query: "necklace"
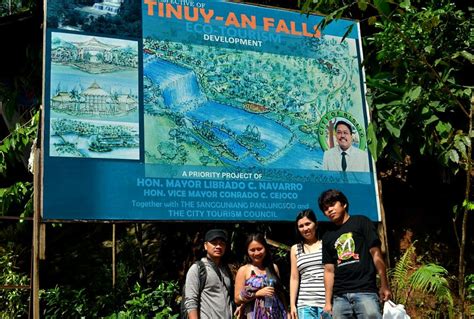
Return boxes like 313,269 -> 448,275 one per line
250,264 -> 266,275
303,240 -> 321,253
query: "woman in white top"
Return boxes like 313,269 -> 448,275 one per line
289,209 -> 326,319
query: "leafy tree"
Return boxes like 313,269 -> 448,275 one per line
300,0 -> 472,315
0,0 -> 37,17
0,83 -> 39,220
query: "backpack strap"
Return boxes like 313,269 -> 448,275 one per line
205,258 -> 235,310
221,263 -> 234,302
196,260 -> 207,294
181,260 -> 207,319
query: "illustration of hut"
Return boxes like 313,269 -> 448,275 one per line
116,94 -> 137,113
82,81 -> 112,114
51,92 -> 75,111
74,37 -> 119,63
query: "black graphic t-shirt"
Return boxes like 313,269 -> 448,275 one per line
322,215 -> 380,295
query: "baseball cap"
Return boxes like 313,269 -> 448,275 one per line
204,229 -> 228,242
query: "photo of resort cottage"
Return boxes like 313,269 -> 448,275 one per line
143,37 -> 366,171
49,32 -> 139,159
46,0 -> 140,38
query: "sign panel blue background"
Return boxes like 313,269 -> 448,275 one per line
43,0 -> 380,221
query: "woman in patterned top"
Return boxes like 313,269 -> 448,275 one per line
235,233 -> 288,318
289,209 -> 326,319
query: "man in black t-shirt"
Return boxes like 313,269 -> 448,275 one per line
318,189 -> 391,318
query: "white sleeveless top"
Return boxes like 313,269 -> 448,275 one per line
296,243 -> 325,308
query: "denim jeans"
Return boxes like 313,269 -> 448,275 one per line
333,292 -> 382,319
297,306 -> 323,319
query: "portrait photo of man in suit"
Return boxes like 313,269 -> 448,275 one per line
322,121 -> 369,172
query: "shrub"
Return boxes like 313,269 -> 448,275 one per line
0,250 -> 30,318
105,281 -> 180,318
40,286 -> 96,318
389,242 -> 454,317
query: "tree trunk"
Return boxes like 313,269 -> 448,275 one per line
458,94 -> 473,318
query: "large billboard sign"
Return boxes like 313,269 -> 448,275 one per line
42,0 -> 380,221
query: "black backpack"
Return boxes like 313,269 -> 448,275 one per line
180,260 -> 207,319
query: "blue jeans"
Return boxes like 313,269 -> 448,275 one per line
298,306 -> 323,319
333,292 -> 381,319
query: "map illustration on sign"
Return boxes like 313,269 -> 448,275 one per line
143,37 -> 364,171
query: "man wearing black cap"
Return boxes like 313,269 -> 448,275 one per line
183,229 -> 234,319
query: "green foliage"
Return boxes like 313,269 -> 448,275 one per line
389,243 -> 454,316
40,286 -> 96,318
0,111 -> 38,217
0,181 -> 33,217
0,0 -> 36,17
129,281 -> 179,317
366,1 -> 472,167
104,281 -> 180,318
0,250 -> 30,318
409,263 -> 453,307
389,243 -> 416,303
0,112 -> 38,177
462,200 -> 474,212
467,274 -> 474,315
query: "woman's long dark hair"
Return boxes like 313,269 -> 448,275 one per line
244,233 -> 279,280
295,209 -> 318,246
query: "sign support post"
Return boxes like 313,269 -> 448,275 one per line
32,120 -> 42,319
